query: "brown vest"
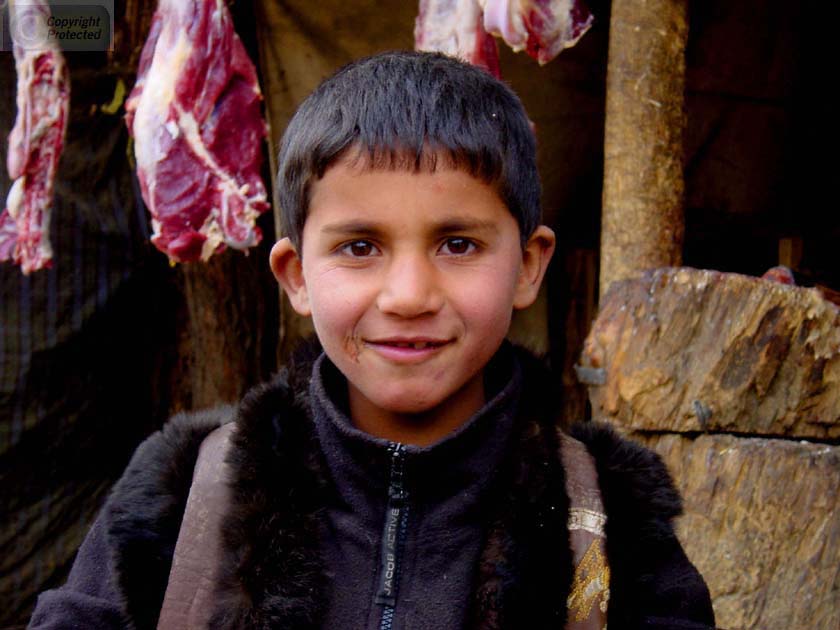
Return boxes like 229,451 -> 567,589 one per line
157,425 -> 609,630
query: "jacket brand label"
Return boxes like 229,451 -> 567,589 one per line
376,504 -> 404,605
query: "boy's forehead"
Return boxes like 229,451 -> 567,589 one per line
304,159 -> 519,239
314,150 -> 497,202
313,146 -> 506,208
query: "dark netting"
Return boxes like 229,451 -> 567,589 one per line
0,52 -> 183,625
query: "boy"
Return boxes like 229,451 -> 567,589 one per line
30,51 -> 714,629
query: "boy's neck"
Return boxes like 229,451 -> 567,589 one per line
348,375 -> 486,447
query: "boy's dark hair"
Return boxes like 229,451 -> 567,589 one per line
276,50 -> 540,249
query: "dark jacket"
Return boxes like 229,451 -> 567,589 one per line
29,346 -> 715,629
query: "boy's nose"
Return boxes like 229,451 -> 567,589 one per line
376,253 -> 444,317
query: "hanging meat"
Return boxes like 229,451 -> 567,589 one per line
415,0 -> 592,69
415,0 -> 501,77
479,0 -> 593,64
0,0 -> 70,274
125,0 -> 269,263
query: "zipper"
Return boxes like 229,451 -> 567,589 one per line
375,442 -> 410,630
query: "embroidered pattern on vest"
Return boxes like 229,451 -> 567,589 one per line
561,433 -> 610,630
566,538 -> 610,626
568,507 -> 606,537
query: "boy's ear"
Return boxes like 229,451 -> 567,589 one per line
513,225 -> 556,310
269,237 -> 311,316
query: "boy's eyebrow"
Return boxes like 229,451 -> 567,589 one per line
431,218 -> 500,235
319,221 -> 385,236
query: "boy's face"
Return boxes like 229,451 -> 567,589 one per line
271,154 -> 554,444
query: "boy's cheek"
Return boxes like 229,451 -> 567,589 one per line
457,266 -> 520,308
307,281 -> 369,336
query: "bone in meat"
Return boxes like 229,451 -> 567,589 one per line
125,0 -> 269,263
0,0 -> 70,274
480,0 -> 593,64
415,0 -> 501,78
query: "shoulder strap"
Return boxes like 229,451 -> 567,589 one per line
157,422 -> 236,630
559,432 -> 610,630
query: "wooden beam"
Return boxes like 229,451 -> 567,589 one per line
600,0 -> 688,299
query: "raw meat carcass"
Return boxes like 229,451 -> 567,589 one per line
761,265 -> 796,285
479,0 -> 593,64
415,0 -> 501,78
1,0 -> 70,274
125,0 -> 269,263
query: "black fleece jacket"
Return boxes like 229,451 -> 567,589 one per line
309,347 -> 522,629
29,344 -> 715,629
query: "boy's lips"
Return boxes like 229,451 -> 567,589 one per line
364,337 -> 452,362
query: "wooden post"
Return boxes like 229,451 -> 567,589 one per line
176,249 -> 276,411
253,0 -> 328,361
600,0 -> 688,299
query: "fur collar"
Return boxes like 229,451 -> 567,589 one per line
106,406 -> 235,629
105,345 -> 699,629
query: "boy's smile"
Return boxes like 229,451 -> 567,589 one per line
271,153 -> 554,445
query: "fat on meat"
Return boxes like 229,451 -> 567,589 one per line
479,0 -> 593,64
125,0 -> 269,263
415,0 -> 501,77
0,0 -> 70,274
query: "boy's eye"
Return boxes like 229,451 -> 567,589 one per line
341,240 -> 378,257
440,237 -> 476,255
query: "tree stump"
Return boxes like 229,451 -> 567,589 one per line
644,433 -> 839,630
580,267 -> 840,439
579,266 -> 840,628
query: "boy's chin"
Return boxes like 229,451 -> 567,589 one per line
360,391 -> 448,418
347,374 -> 487,435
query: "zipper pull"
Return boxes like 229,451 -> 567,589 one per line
387,442 -> 407,502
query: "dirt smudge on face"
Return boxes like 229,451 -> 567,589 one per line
343,333 -> 363,363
